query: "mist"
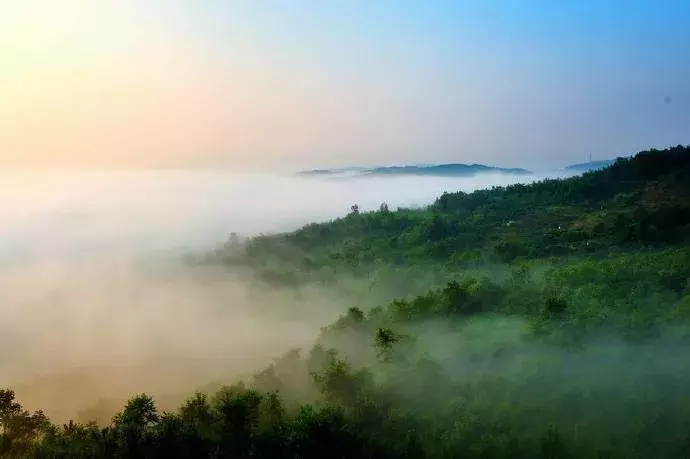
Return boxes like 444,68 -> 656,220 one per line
1,169 -> 566,258
0,168 -> 553,422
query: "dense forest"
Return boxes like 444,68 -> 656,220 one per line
4,146 -> 690,458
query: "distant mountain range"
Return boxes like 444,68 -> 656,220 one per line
564,159 -> 616,172
298,159 -> 619,178
297,163 -> 532,178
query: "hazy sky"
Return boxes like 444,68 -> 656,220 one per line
1,1 -> 688,170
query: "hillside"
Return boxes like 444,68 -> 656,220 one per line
4,145 -> 690,458
233,146 -> 690,274
213,145 -> 690,333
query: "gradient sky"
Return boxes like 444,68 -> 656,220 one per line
1,1 -> 689,170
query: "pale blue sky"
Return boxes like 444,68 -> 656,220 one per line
3,1 -> 689,169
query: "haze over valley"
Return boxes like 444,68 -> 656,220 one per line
1,166 -> 561,422
2,1 -> 690,457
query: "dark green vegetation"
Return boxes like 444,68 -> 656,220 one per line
246,145 -> 690,269
4,146 -> 690,458
221,145 -> 690,304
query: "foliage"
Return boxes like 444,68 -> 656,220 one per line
6,146 -> 690,458
220,146 -> 690,275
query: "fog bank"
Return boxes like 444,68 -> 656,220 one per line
0,169 -> 554,421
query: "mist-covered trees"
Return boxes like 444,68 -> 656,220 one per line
9,282 -> 690,459
228,146 -> 690,272
6,146 -> 690,457
0,390 -> 49,457
6,250 -> 690,457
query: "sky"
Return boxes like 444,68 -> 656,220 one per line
1,0 -> 689,170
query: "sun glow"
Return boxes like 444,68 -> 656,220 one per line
0,1 -> 279,169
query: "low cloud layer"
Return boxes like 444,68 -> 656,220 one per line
0,169 -> 551,421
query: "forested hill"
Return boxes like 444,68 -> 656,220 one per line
232,145 -> 690,269
5,146 -> 690,458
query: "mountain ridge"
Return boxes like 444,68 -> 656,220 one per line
297,163 -> 532,178
564,159 -> 616,172
297,158 -> 627,178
